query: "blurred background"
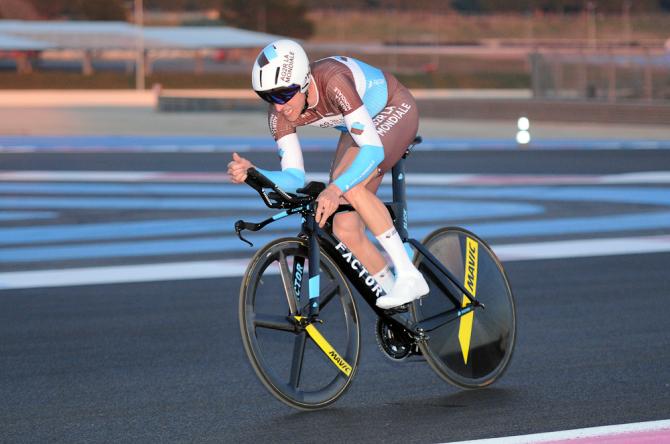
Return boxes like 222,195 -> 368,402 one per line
0,0 -> 668,99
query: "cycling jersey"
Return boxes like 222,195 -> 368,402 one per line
258,56 -> 418,194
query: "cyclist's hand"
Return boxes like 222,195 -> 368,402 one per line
316,184 -> 342,227
227,152 -> 254,184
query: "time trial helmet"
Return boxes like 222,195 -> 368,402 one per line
251,39 -> 310,104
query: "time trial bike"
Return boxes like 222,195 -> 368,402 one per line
236,137 -> 516,410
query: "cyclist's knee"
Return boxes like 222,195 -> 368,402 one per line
333,214 -> 366,245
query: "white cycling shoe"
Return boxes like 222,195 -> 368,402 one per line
375,271 -> 429,309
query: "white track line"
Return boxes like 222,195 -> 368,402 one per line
0,259 -> 255,290
493,234 -> 670,261
445,419 -> 670,444
2,235 -> 670,290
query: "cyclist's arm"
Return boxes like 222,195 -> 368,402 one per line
327,77 -> 384,193
256,111 -> 306,192
256,133 -> 305,192
333,106 -> 384,193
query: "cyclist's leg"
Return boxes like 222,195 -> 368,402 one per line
332,150 -> 427,308
331,151 -> 420,307
331,81 -> 422,307
329,88 -> 417,240
368,81 -> 426,307
330,134 -> 395,292
332,211 -> 395,293
331,144 -> 389,236
330,133 -> 388,277
333,213 -> 385,268
331,151 -> 395,295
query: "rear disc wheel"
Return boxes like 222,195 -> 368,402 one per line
411,227 -> 516,388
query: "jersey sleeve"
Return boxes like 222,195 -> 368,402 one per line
257,109 -> 305,193
326,75 -> 385,193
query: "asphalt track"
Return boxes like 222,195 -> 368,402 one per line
1,147 -> 670,443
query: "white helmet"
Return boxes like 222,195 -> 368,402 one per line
252,39 -> 310,102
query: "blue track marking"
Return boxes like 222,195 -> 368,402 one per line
0,136 -> 331,151
0,201 -> 542,245
3,172 -> 670,264
405,186 -> 670,207
3,211 -> 670,263
0,196 -> 270,210
0,217 -> 292,245
464,210 -> 670,239
3,183 -> 670,207
0,211 -> 57,221
1,237 -> 249,262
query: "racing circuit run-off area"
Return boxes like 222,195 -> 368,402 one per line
1,4 -> 670,439
1,134 -> 670,442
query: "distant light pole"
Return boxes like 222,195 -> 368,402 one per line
622,0 -> 632,47
135,0 -> 145,90
431,3 -> 439,70
258,3 -> 267,33
587,1 -> 597,49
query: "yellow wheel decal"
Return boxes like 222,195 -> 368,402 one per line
458,237 -> 478,364
295,316 -> 352,377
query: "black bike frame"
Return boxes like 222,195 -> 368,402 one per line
297,156 -> 482,335
238,151 -> 482,335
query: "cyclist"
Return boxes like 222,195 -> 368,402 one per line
227,39 -> 428,309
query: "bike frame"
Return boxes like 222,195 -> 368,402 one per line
242,155 -> 483,337
235,150 -> 484,339
310,156 -> 482,336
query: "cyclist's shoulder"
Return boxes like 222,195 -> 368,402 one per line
313,55 -> 376,70
312,57 -> 350,82
312,57 -> 358,96
316,55 -> 385,77
314,56 -> 388,95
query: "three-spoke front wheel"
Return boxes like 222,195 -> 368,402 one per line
238,237 -> 360,410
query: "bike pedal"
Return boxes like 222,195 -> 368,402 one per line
383,304 -> 409,314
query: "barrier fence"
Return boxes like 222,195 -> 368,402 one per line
530,50 -> 670,102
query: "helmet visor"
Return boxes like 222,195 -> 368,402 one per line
255,84 -> 302,105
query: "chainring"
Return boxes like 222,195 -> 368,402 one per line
374,317 -> 420,361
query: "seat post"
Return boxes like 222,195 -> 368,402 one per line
390,156 -> 409,242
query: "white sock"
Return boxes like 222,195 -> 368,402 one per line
372,265 -> 395,294
375,227 -> 417,277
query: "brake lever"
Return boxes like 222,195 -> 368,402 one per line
235,220 -> 254,247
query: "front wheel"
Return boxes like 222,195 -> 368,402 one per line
238,237 -> 360,410
411,227 -> 516,389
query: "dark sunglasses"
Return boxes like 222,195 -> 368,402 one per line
255,84 -> 302,105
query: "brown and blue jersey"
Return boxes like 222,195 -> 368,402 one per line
258,56 -> 417,193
